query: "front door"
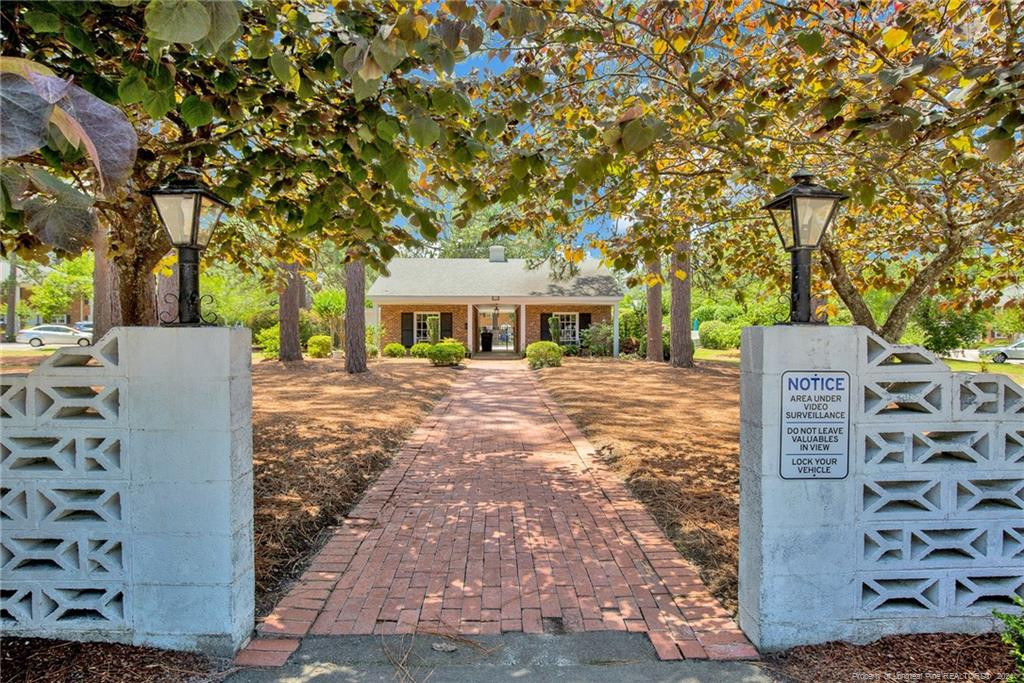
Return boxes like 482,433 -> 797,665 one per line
477,308 -> 516,353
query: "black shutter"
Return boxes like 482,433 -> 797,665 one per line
440,312 -> 453,339
540,313 -> 551,341
579,313 -> 592,332
401,312 -> 414,347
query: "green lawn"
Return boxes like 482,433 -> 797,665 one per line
694,348 -> 741,364
944,358 -> 1024,379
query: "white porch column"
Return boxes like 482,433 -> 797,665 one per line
612,304 -> 620,357
519,304 -> 527,354
467,303 -> 474,353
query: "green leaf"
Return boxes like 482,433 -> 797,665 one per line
142,88 -> 174,119
24,10 -> 61,33
201,0 -> 239,51
409,116 -> 440,147
381,153 -> 410,192
453,92 -> 473,117
180,95 -> 214,127
144,0 -> 211,44
795,30 -> 823,56
248,32 -> 271,59
376,118 -> 400,142
485,115 -> 506,137
63,25 -> 95,55
351,73 -> 380,102
117,71 -> 149,105
269,50 -> 293,86
370,35 -> 406,74
621,117 -> 656,153
987,137 -> 1014,163
214,69 -> 239,93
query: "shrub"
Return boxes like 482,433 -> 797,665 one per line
993,596 -> 1024,683
248,309 -> 278,336
299,309 -> 329,347
581,321 -> 614,356
699,320 -> 742,349
366,343 -> 379,358
914,297 -> 986,355
256,324 -> 280,359
547,316 -> 561,344
409,342 -> 433,358
526,341 -> 562,369
427,341 -> 465,366
426,316 -> 440,344
383,342 -> 407,358
694,302 -> 743,324
307,335 -> 333,358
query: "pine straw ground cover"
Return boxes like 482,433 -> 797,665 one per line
0,355 -> 456,682
537,357 -> 1015,681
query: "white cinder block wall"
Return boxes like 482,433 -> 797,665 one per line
0,328 -> 254,656
739,325 -> 1024,651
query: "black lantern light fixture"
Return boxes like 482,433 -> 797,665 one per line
763,170 -> 849,324
143,167 -> 231,325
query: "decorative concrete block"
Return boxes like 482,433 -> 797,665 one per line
0,327 -> 254,656
739,326 -> 1024,651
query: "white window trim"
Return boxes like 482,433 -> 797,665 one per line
552,312 -> 579,344
414,311 -> 440,343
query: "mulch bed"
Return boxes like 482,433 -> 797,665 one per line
537,357 -> 1017,680
0,639 -> 226,683
765,632 -> 1014,682
0,356 -> 455,681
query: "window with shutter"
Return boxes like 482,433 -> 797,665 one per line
440,312 -> 453,339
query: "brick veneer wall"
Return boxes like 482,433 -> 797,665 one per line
524,304 -> 612,347
378,304 -> 468,347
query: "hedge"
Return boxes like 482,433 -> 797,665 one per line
383,342 -> 407,358
306,335 -> 333,358
699,320 -> 742,349
427,341 -> 465,366
526,341 -> 562,369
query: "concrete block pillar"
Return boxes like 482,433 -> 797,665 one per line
738,325 -> 860,650
0,327 -> 254,656
123,328 -> 254,655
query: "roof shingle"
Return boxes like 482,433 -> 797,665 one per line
368,258 -> 621,299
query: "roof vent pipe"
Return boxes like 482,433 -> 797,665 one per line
489,245 -> 506,262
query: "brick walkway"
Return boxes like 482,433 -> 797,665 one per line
235,361 -> 756,667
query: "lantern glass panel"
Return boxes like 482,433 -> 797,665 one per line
153,193 -> 197,246
196,195 -> 227,248
769,206 -> 794,249
795,196 -> 837,247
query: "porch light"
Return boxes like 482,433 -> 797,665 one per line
143,167 -> 231,325
763,170 -> 848,324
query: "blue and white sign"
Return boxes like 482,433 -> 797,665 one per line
780,371 -> 850,479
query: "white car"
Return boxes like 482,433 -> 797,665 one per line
16,325 -> 92,347
980,339 -> 1024,364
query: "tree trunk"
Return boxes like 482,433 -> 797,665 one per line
345,256 -> 367,374
645,258 -> 664,362
156,263 -> 178,324
670,239 -> 694,368
91,225 -> 121,340
4,254 -> 17,342
278,262 -> 303,361
115,266 -> 157,327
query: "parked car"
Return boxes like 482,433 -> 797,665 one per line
980,340 -> 1024,363
73,321 -> 94,334
15,325 -> 92,347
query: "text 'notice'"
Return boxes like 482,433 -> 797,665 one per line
780,371 -> 850,480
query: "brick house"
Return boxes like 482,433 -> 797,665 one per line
367,247 -> 623,356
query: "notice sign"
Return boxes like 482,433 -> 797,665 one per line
780,371 -> 850,479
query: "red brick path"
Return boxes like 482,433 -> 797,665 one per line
236,361 -> 756,666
